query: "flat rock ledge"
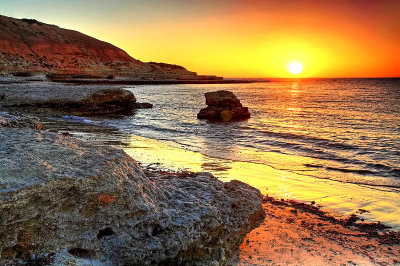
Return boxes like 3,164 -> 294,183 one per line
0,83 -> 152,116
197,90 -> 250,121
0,119 -> 265,265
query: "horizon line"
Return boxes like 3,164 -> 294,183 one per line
226,76 -> 400,80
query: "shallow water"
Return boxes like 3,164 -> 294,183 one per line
49,78 -> 400,228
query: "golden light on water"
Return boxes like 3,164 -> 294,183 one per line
287,61 -> 304,75
122,134 -> 400,229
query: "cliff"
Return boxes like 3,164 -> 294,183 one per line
0,15 -> 201,80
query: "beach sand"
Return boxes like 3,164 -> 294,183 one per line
229,197 -> 400,265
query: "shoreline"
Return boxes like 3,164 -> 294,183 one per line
33,115 -> 400,231
230,196 -> 400,265
119,133 -> 400,230
141,167 -> 400,265
1,116 -> 399,265
142,163 -> 400,236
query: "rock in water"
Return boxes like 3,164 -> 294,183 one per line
205,90 -> 242,107
197,90 -> 250,121
0,85 -> 152,116
0,125 -> 264,265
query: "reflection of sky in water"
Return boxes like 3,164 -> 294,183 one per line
122,134 -> 400,229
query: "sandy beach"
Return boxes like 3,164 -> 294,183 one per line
230,197 -> 400,265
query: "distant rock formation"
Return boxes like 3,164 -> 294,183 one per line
0,15 -> 220,81
0,115 -> 265,265
197,90 -> 251,121
0,83 -> 152,116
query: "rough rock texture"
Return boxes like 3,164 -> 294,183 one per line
0,82 -> 152,115
197,90 -> 250,121
0,127 -> 265,265
0,111 -> 42,129
204,90 -> 242,107
0,15 -> 217,81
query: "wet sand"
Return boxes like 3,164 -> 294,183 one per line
229,197 -> 400,265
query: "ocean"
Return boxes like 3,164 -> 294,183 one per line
55,78 -> 400,228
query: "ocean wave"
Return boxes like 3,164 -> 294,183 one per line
62,115 -> 100,125
256,129 -> 357,151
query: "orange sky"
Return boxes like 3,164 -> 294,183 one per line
3,0 -> 400,78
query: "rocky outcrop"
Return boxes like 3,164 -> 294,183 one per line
0,111 -> 42,129
0,15 -> 221,81
0,83 -> 152,116
197,90 -> 251,121
0,121 -> 265,265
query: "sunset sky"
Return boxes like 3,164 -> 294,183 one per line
2,0 -> 400,78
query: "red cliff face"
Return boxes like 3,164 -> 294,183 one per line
0,15 -> 197,79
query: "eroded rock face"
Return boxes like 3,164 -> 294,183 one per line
0,128 -> 265,265
0,15 -> 201,81
0,84 -> 152,116
197,90 -> 250,121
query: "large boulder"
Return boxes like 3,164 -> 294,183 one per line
0,83 -> 152,116
205,90 -> 242,107
0,128 -> 265,265
197,90 -> 250,121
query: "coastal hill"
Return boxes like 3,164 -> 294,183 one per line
0,15 -> 219,81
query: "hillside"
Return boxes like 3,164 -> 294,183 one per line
0,15 -> 204,80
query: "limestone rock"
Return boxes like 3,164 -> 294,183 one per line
0,128 -> 265,265
197,90 -> 251,121
0,83 -> 152,116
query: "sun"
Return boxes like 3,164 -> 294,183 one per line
287,61 -> 303,75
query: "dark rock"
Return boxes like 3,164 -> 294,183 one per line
205,90 -> 242,107
197,90 -> 251,121
197,106 -> 251,121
